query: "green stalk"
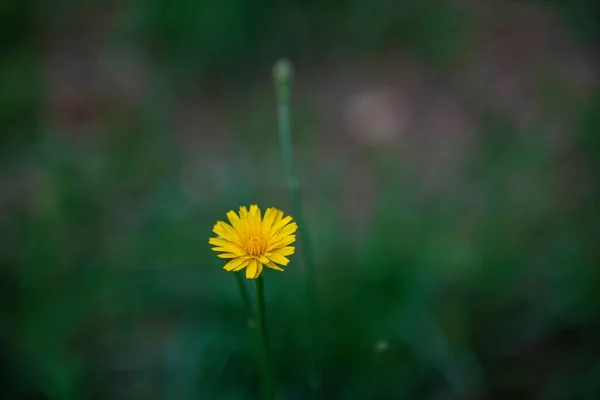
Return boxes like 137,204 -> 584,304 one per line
255,276 -> 275,400
273,59 -> 321,394
234,273 -> 253,324
366,340 -> 389,399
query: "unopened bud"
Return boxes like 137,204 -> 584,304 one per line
273,58 -> 294,86
374,339 -> 389,353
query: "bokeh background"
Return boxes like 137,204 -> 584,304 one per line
2,0 -> 600,398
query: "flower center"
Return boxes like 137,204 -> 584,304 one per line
245,236 -> 264,257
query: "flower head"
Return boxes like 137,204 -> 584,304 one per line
209,205 -> 297,279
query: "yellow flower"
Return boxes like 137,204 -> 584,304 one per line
209,205 -> 297,279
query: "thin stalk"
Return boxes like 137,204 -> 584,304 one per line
366,340 -> 389,399
255,276 -> 275,400
234,273 -> 253,322
273,59 -> 321,394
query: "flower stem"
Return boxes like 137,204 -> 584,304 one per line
273,59 -> 321,395
255,276 -> 275,400
234,273 -> 253,322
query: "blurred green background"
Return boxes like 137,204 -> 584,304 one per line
1,0 -> 600,398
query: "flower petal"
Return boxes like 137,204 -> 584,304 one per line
233,259 -> 251,271
223,257 -> 246,271
268,210 -> 284,235
249,204 -> 262,232
267,252 -> 290,266
272,246 -> 295,257
217,253 -> 239,259
268,235 -> 296,251
258,255 -> 270,264
212,221 -> 239,243
209,238 -> 244,255
226,210 -> 243,232
272,215 -> 293,235
265,261 -> 284,271
208,237 -> 230,246
246,259 -> 262,279
272,222 -> 298,242
262,207 -> 278,232
249,204 -> 261,220
211,247 -> 237,253
277,222 -> 298,236
255,262 -> 263,278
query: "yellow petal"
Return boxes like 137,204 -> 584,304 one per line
209,238 -> 244,254
262,207 -> 277,232
258,255 -> 270,264
268,210 -> 284,234
249,204 -> 261,220
280,222 -> 298,236
239,206 -> 249,220
272,246 -> 295,256
272,222 -> 298,242
208,237 -> 229,246
265,261 -> 284,271
211,247 -> 239,254
272,215 -> 293,234
217,253 -> 239,259
255,262 -> 263,278
233,259 -> 251,271
212,221 -> 239,243
246,259 -> 262,279
213,244 -> 244,255
223,257 -> 245,271
226,210 -> 243,231
249,204 -> 262,232
268,235 -> 296,251
267,252 -> 290,266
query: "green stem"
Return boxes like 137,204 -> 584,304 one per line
273,59 -> 321,394
234,273 -> 253,322
255,276 -> 275,400
366,342 -> 388,399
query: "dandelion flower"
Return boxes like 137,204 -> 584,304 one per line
209,205 -> 297,279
